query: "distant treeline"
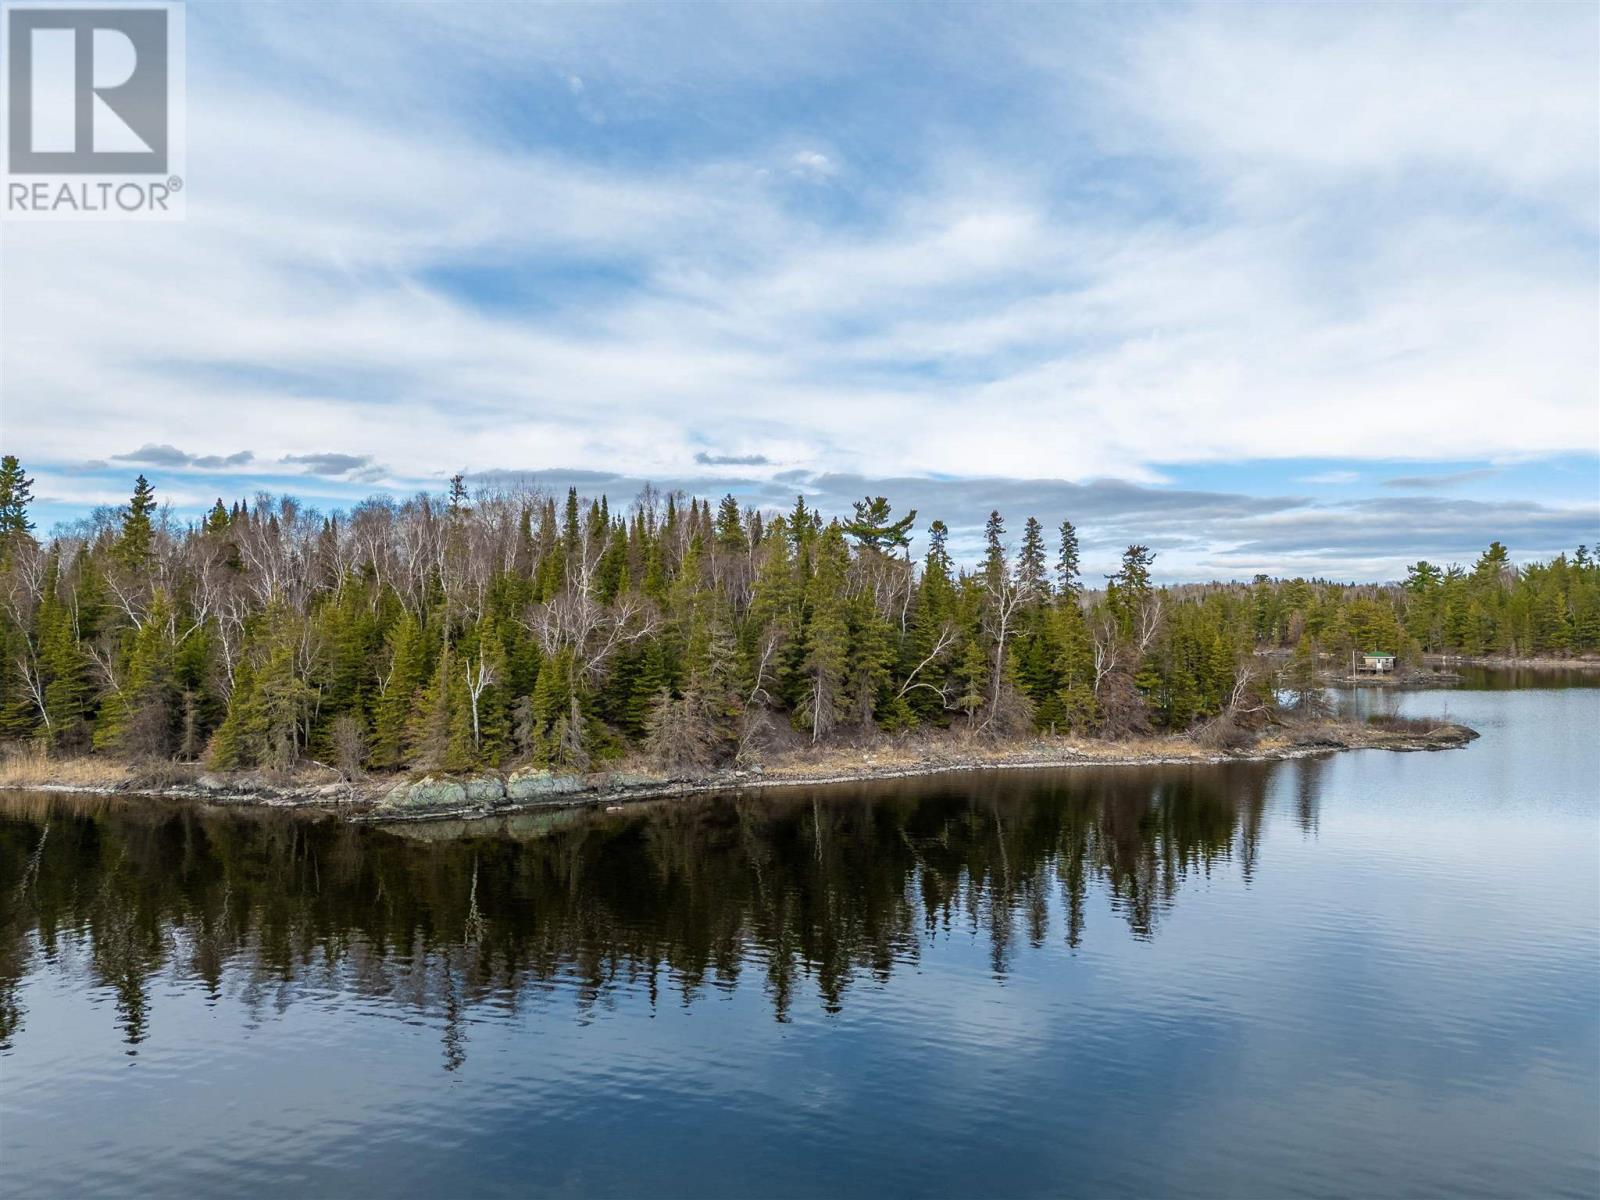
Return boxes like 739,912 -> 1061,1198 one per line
0,456 -> 1594,774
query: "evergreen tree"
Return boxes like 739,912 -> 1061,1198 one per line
0,455 -> 35,550
844,587 -> 895,727
1056,519 -> 1081,595
38,582 -> 92,746
797,525 -> 850,742
120,475 -> 158,567
1017,516 -> 1048,596
983,511 -> 1007,588
0,478 -> 1588,775
95,591 -> 179,757
203,498 -> 230,534
408,640 -> 456,769
370,612 -> 428,769
1048,600 -> 1097,731
844,496 -> 916,554
714,494 -> 747,556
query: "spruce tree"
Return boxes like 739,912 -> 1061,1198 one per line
203,498 -> 230,534
983,511 -> 1007,589
370,612 -> 428,769
1048,600 -> 1097,731
120,475 -> 158,567
844,588 -> 894,727
714,494 -> 747,555
1056,520 -> 1080,596
0,455 -> 36,550
38,583 -> 91,745
797,524 -> 850,742
95,590 -> 178,757
1017,516 -> 1048,596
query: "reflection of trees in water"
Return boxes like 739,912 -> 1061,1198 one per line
0,764 -> 1287,1056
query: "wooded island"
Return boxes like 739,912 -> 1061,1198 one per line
0,456 -> 1592,784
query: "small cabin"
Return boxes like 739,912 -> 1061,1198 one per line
1358,651 -> 1396,674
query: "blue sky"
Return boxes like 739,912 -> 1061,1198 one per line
2,1 -> 1596,580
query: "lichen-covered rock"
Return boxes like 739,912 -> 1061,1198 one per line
380,775 -> 467,812
506,768 -> 585,803
603,771 -> 658,790
463,776 -> 506,806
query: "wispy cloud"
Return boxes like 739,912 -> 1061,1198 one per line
789,149 -> 837,180
2,2 -> 1594,575
1383,468 -> 1503,490
280,452 -> 384,480
694,451 -> 771,467
112,444 -> 255,470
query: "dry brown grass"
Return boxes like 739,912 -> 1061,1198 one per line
0,742 -> 131,789
1364,713 -> 1442,734
745,729 -> 1230,781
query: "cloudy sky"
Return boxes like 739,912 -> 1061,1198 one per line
2,1 -> 1596,580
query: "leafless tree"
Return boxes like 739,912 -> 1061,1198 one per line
463,649 -> 496,750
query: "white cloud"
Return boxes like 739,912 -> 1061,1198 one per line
1106,2 -> 1597,219
0,2 -> 1594,528
790,149 -> 837,179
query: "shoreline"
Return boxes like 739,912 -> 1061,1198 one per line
0,718 -> 1479,826
1422,653 -> 1600,670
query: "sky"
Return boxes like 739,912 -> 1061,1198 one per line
1,0 -> 1597,582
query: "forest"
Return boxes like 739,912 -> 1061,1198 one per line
0,454 -> 1595,777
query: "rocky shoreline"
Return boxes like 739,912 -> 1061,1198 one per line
1423,653 -> 1600,670
0,718 -> 1479,826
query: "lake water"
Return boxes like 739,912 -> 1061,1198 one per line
3,676 -> 1597,1198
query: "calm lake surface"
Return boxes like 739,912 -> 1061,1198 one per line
3,676 -> 1597,1198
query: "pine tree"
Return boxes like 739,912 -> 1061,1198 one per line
38,583 -> 91,746
120,475 -> 158,567
1048,600 -> 1097,731
955,638 -> 988,727
714,494 -> 747,556
253,642 -> 314,770
1017,516 -> 1048,596
844,496 -> 916,554
1056,519 -> 1080,596
1108,544 -> 1155,639
95,591 -> 179,757
787,494 -> 820,549
203,498 -> 230,534
0,455 -> 36,551
207,658 -> 259,770
370,612 -> 428,769
844,588 -> 894,727
797,525 -> 850,742
408,640 -> 456,769
899,521 -> 958,725
646,599 -> 742,770
983,511 -> 1007,589
562,487 -> 581,559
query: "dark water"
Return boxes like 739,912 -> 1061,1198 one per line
3,681 -> 1597,1198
